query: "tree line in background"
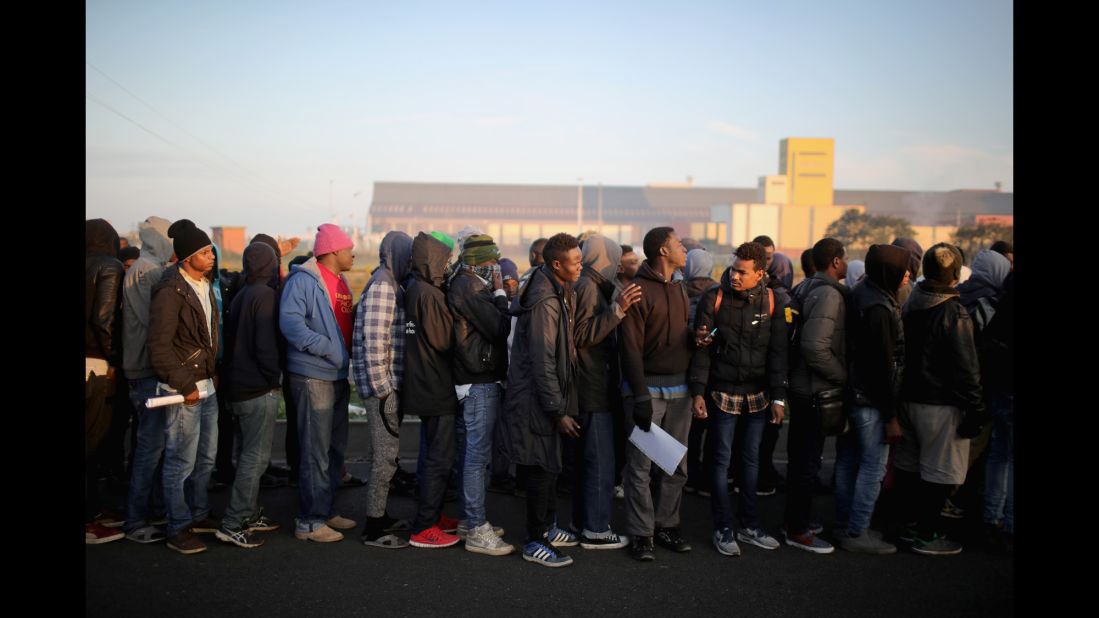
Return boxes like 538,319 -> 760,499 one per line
826,208 -> 1012,264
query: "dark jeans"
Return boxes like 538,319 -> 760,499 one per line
520,464 -> 558,541
215,386 -> 236,482
759,421 -> 783,479
413,415 -> 457,533
707,404 -> 767,531
783,393 -> 825,535
289,374 -> 349,531
570,411 -> 616,533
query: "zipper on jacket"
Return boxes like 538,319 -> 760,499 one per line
180,349 -> 201,366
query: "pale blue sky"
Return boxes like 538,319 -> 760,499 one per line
86,0 -> 1013,237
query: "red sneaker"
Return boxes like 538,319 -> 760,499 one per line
410,525 -> 460,549
85,522 -> 125,545
437,514 -> 459,533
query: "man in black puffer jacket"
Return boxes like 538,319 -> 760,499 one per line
895,242 -> 984,557
835,243 -> 910,555
689,241 -> 788,557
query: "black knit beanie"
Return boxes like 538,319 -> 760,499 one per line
168,219 -> 211,261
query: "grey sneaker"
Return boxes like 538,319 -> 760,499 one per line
713,528 -> 741,557
464,522 -> 514,556
840,530 -> 897,554
736,527 -> 780,550
456,521 -> 505,538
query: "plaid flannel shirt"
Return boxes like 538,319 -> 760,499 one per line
351,277 -> 404,399
710,390 -> 769,415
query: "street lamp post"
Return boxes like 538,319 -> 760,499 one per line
577,178 -> 584,235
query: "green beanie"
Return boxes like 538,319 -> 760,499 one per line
429,231 -> 455,252
460,234 -> 502,265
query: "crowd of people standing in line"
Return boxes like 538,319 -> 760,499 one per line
86,215 -> 1014,565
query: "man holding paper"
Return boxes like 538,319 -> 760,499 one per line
147,219 -> 220,555
619,227 -> 697,561
689,242 -> 788,557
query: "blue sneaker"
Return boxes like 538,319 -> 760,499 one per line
522,540 -> 574,567
545,526 -> 579,547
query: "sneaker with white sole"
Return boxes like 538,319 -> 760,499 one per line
215,525 -> 265,549
410,525 -> 461,548
580,529 -> 629,550
457,521 -> 505,538
736,527 -> 780,550
713,528 -> 741,556
784,530 -> 834,554
464,522 -> 515,556
85,522 -> 125,545
545,526 -> 579,547
941,499 -> 965,520
522,540 -> 573,567
245,508 -> 280,532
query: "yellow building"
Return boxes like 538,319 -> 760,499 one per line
779,138 -> 835,207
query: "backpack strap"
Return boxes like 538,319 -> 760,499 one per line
767,288 -> 774,318
714,287 -> 723,314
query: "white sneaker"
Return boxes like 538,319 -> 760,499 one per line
464,522 -> 514,556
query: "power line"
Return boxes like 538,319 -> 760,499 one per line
86,61 -> 323,210
86,90 -> 318,211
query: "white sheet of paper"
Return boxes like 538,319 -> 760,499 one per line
628,423 -> 688,476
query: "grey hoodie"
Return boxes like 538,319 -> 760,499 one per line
122,216 -> 174,378
575,235 -> 626,413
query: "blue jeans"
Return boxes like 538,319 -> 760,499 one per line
161,392 -> 219,537
705,403 -> 766,531
983,394 -> 1014,534
223,391 -> 279,529
455,383 -> 500,528
289,374 -> 350,531
571,411 -> 616,533
834,406 -> 889,535
123,377 -> 166,532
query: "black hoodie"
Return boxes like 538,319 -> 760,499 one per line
402,232 -> 458,417
848,244 -> 909,420
223,242 -> 282,402
620,260 -> 693,400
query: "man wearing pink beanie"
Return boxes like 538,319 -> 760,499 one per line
279,223 -> 358,542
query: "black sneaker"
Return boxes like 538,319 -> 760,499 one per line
756,483 -> 777,496
630,535 -> 655,561
215,525 -> 264,549
655,527 -> 692,552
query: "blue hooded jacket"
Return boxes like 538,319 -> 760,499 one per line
279,257 -> 351,380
